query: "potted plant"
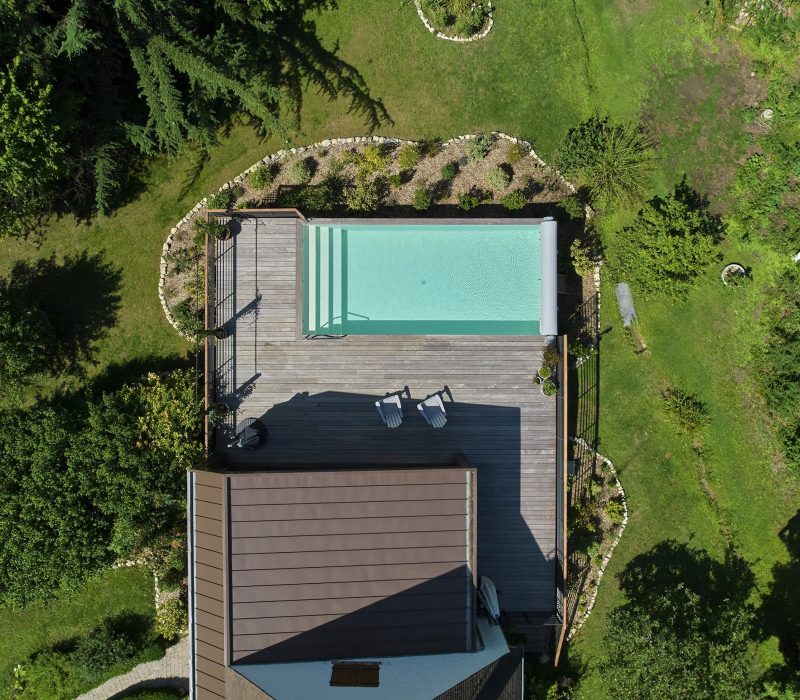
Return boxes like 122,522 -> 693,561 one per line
537,365 -> 552,383
211,326 -> 228,340
210,220 -> 232,241
542,379 -> 557,397
207,401 -> 230,427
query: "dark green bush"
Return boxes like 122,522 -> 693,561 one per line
289,159 -> 312,185
397,144 -> 420,171
500,190 -> 526,210
557,114 -> 653,205
207,188 -> 233,209
170,299 -> 203,338
458,192 -> 480,210
412,183 -> 432,211
247,165 -> 273,190
487,165 -> 511,189
661,386 -> 709,433
278,183 -> 337,212
162,249 -> 195,275
613,181 -> 724,297
466,134 -> 493,161
454,9 -> 482,36
387,173 -> 402,188
73,621 -> 137,672
558,193 -> 586,220
440,161 -> 459,181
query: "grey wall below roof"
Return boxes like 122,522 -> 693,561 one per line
227,467 -> 475,664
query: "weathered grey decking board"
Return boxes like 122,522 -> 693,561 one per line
211,215 -> 556,613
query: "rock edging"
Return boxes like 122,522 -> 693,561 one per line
566,436 -> 628,641
413,1 -> 494,42
159,132 -> 578,339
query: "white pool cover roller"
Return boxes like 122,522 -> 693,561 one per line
539,218 -> 558,336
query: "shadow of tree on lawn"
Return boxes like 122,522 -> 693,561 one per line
5,253 -> 121,377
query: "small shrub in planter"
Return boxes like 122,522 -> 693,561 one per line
155,597 -> 188,641
440,161 -> 459,181
500,190 -> 526,211
344,175 -> 381,212
571,238 -> 596,277
248,164 -> 273,190
387,173 -> 402,188
207,401 -> 230,427
171,300 -> 203,337
412,183 -> 432,211
488,165 -> 511,189
542,379 -> 557,396
454,9 -> 483,36
163,249 -> 195,275
542,343 -> 561,367
466,134 -> 493,162
538,365 -> 552,381
207,188 -> 234,209
397,144 -> 421,171
356,145 -> 389,176
606,498 -> 625,525
506,141 -> 527,165
289,159 -> 313,185
458,192 -> 480,211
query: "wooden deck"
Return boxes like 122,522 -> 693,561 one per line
208,214 -> 557,615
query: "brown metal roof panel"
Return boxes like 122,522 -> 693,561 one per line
196,593 -> 225,618
196,530 -> 224,554
197,670 -> 226,698
195,499 -> 224,521
231,498 -> 466,522
195,483 -> 223,505
195,577 -> 224,602
195,546 -> 224,570
195,515 -> 223,538
196,608 -> 224,634
195,686 -> 225,700
196,623 -> 225,650
230,513 -> 468,538
228,468 -> 468,490
196,639 -> 225,663
228,482 -> 467,506
193,469 -> 225,489
232,559 -> 465,587
195,562 -> 224,587
232,574 -> 467,604
231,545 -> 467,571
196,653 -> 226,682
231,529 -> 467,555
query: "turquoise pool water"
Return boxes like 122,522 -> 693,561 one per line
302,223 -> 542,335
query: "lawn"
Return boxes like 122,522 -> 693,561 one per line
0,567 -> 154,690
0,0 -> 795,695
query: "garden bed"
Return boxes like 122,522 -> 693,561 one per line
415,0 -> 493,41
160,133 -> 574,339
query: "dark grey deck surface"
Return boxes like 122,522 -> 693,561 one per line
210,214 -> 556,614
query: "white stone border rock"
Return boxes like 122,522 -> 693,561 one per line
159,132 -> 578,338
413,1 -> 494,41
566,436 -> 628,641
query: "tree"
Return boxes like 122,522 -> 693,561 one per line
602,542 -> 757,700
0,56 -> 63,240
0,276 -> 55,396
71,370 -> 202,556
614,181 -> 724,296
557,115 -> 653,206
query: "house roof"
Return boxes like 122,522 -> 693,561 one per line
189,462 -> 481,698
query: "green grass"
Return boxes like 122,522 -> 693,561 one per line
569,231 -> 799,697
0,0 -> 795,696
0,567 -> 155,691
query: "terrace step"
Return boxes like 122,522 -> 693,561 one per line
305,225 -> 346,335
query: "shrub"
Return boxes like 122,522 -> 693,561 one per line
193,218 -> 228,243
412,183 -> 433,211
387,173 -> 402,188
506,141 -> 527,165
440,161 -> 459,181
614,181 -> 724,297
542,343 -> 561,368
570,238 -> 596,277
155,597 -> 188,641
163,249 -> 195,275
356,145 -> 389,176
661,386 -> 709,433
247,164 -> 273,190
344,175 -> 381,212
500,190 -> 526,210
73,620 -> 136,672
487,165 -> 511,189
557,114 -> 653,205
558,193 -> 586,220
170,299 -> 203,338
542,379 -> 557,396
606,498 -> 625,525
570,499 -> 600,537
466,134 -> 493,161
454,9 -> 482,36
397,144 -> 421,171
206,188 -> 233,209
289,159 -> 312,185
458,192 -> 480,210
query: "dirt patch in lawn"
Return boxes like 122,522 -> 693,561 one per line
644,39 -> 767,204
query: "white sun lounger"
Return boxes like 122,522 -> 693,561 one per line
417,394 -> 447,428
375,394 -> 403,428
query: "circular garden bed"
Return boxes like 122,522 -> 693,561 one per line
160,133 -> 575,339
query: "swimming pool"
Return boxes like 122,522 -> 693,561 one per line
301,220 -> 557,336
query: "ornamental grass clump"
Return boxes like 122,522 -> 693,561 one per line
289,159 -> 312,185
661,386 -> 710,434
412,182 -> 432,211
466,134 -> 493,161
440,161 -> 459,181
500,190 -> 526,211
487,165 -> 511,189
397,144 -> 421,171
247,164 -> 273,190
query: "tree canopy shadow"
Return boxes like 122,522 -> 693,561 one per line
760,509 -> 800,675
5,253 -> 122,377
